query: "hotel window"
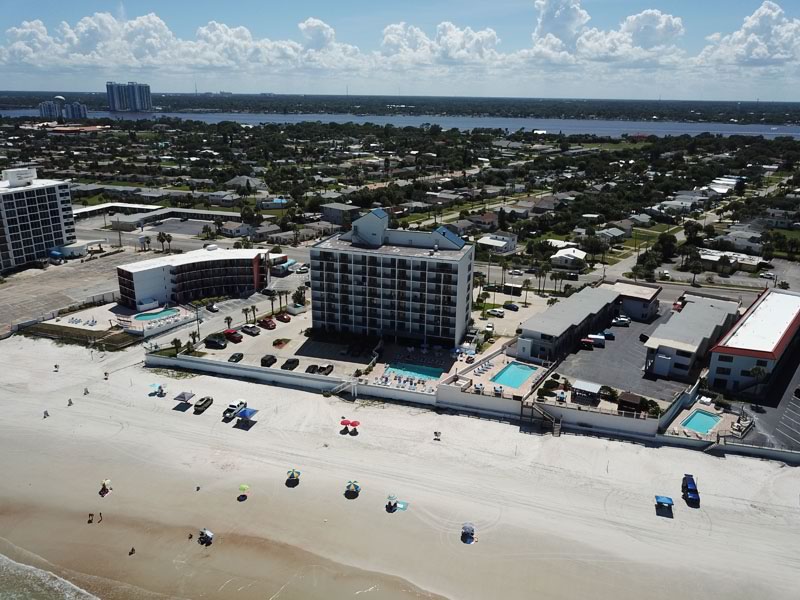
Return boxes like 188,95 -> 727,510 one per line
755,360 -> 768,367
718,355 -> 733,363
716,367 -> 731,375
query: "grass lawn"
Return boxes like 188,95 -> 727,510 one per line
75,193 -> 109,206
771,228 -> 800,240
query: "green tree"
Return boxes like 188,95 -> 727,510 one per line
522,278 -> 532,306
689,260 -> 703,286
242,307 -> 250,324
224,316 -> 233,329
171,337 -> 182,355
165,233 -> 172,252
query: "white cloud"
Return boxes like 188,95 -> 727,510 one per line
698,1 -> 800,66
533,0 -> 590,50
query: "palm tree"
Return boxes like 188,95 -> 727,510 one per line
165,233 -> 172,252
539,264 -> 551,294
689,260 -> 702,286
522,278 -> 531,307
157,231 -> 167,252
224,316 -> 233,329
171,337 -> 182,355
144,236 -> 151,251
214,217 -> 223,234
269,296 -> 276,315
242,307 -> 250,324
250,306 -> 257,322
189,331 -> 199,345
479,291 -> 490,318
201,225 -> 212,239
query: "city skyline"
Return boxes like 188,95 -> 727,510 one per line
0,1 -> 798,101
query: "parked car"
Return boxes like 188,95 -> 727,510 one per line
612,317 -> 630,327
276,313 -> 291,323
485,323 -> 495,333
281,358 -> 299,370
602,330 -> 615,340
206,303 -> 219,313
509,269 -> 524,276
204,335 -> 227,350
228,352 -> 244,363
487,308 -> 505,318
261,288 -> 278,297
223,329 -> 242,343
193,396 -> 214,414
760,272 -> 775,279
661,270 -> 671,280
580,338 -> 595,350
223,400 -> 247,420
241,325 -> 260,336
260,354 -> 277,367
305,364 -> 319,374
503,302 -> 520,312
319,364 -> 334,375
682,474 -> 700,506
296,266 -> 309,274
258,318 -> 276,330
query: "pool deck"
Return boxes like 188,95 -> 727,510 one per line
667,405 -> 737,441
452,356 -> 548,399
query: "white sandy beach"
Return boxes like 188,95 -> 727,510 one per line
1,335 -> 799,599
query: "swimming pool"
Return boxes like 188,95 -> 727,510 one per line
385,362 -> 444,381
134,308 -> 179,321
681,409 -> 722,434
490,362 -> 538,388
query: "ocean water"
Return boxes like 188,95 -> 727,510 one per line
0,553 -> 98,600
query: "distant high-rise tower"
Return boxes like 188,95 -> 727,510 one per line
106,81 -> 152,112
38,101 -> 60,119
38,99 -> 87,120
62,102 -> 88,119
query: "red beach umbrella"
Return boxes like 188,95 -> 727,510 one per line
340,419 -> 351,426
349,420 -> 361,428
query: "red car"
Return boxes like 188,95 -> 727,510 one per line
276,313 -> 291,323
258,318 -> 276,330
223,328 -> 243,343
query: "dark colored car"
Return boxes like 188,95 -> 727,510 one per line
228,352 -> 244,363
305,364 -> 319,374
281,358 -> 299,370
276,313 -> 291,323
258,318 -> 276,330
503,303 -> 520,312
319,364 -> 334,376
260,354 -> 277,367
261,288 -> 277,297
241,325 -> 260,336
204,335 -> 227,350
682,474 -> 700,506
193,396 -> 214,414
223,329 -> 243,343
206,303 -> 219,313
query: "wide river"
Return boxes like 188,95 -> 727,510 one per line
2,108 -> 799,138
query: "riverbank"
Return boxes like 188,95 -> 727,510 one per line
2,109 -> 799,138
1,336 -> 799,599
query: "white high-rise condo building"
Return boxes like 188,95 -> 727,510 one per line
310,209 -> 474,347
106,81 -> 152,112
0,168 -> 76,272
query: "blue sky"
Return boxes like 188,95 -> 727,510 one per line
0,1 -> 798,100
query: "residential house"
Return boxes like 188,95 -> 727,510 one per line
220,221 -> 254,238
608,219 -> 634,236
714,230 -> 763,254
467,212 -> 498,230
477,232 -> 517,254
225,175 -> 268,192
251,223 -> 281,242
207,191 -> 240,207
550,247 -> 587,269
444,220 -> 476,236
596,227 -> 627,244
629,214 -> 652,227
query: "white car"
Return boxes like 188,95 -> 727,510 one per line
296,266 -> 309,274
509,269 -> 524,276
759,272 -> 775,279
487,308 -> 505,318
485,323 -> 495,333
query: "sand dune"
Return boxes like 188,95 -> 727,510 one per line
0,336 -> 799,599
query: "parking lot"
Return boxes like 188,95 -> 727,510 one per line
472,290 -> 549,337
556,304 -> 689,402
191,299 -> 367,377
742,343 -> 800,451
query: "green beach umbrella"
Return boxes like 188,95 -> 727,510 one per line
239,484 -> 250,493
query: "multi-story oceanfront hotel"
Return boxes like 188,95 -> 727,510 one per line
310,209 -> 474,347
117,247 -> 284,311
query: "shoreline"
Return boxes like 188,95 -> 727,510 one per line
1,337 -> 799,599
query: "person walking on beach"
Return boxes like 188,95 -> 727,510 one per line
54,364 -> 59,372
98,512 -> 103,523
129,547 -> 135,556
43,410 -> 49,419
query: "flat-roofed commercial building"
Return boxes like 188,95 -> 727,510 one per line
600,281 -> 662,321
709,290 -> 800,393
310,208 -> 474,347
644,294 -> 740,380
117,246 -> 281,310
0,168 -> 76,273
518,287 -> 620,361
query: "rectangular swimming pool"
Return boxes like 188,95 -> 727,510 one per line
681,409 -> 722,434
490,362 -> 538,389
385,363 -> 444,381
134,308 -> 179,321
